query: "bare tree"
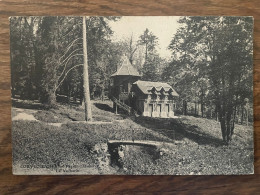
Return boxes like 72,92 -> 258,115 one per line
128,33 -> 138,64
83,16 -> 92,121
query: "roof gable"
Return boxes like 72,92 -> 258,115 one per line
111,56 -> 141,77
133,80 -> 179,97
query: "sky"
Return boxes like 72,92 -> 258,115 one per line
108,16 -> 180,59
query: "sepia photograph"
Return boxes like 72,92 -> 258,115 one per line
10,16 -> 254,175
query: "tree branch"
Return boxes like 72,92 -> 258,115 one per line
55,64 -> 83,91
60,48 -> 83,65
59,38 -> 82,62
43,38 -> 82,67
58,53 -> 83,81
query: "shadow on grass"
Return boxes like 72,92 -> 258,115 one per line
94,102 -> 132,118
174,122 -> 223,146
134,116 -> 223,147
94,103 -> 114,113
12,99 -> 52,110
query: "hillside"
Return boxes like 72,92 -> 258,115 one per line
11,99 -> 254,175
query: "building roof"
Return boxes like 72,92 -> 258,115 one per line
111,56 -> 141,77
133,80 -> 179,97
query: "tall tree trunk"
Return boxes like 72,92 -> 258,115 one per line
101,85 -> 105,101
73,86 -> 77,103
201,102 -> 204,117
67,84 -> 71,104
83,16 -> 92,121
215,106 -> 218,121
201,87 -> 204,117
241,106 -> 244,125
195,101 -> 197,116
47,88 -> 57,106
183,100 -> 187,115
145,42 -> 148,62
210,102 -> 213,119
245,103 -> 249,126
219,103 -> 235,145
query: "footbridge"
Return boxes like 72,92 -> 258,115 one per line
107,140 -> 178,148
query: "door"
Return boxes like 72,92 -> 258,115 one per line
149,104 -> 153,117
157,104 -> 161,117
166,104 -> 170,117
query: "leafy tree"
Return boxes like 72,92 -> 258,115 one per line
142,53 -> 166,81
115,35 -> 145,75
138,28 -> 164,81
166,16 -> 253,144
138,28 -> 158,61
10,17 -> 38,99
208,17 -> 253,143
125,34 -> 139,65
34,17 -> 84,105
10,16 -> 121,106
164,17 -> 211,116
86,17 -> 121,99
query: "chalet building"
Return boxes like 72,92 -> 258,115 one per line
131,80 -> 179,117
110,56 -> 141,105
109,56 -> 179,118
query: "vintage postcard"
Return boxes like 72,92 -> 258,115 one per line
10,16 -> 254,175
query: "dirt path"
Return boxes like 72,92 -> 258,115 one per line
12,112 -> 38,121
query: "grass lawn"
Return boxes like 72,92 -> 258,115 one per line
11,99 -> 254,175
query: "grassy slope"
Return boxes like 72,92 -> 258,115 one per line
12,100 -> 254,175
122,116 -> 253,175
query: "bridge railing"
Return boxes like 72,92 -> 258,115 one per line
107,127 -> 176,143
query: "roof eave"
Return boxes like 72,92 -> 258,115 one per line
111,74 -> 141,77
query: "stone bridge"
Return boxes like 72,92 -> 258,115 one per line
108,140 -> 175,148
107,140 -> 179,167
